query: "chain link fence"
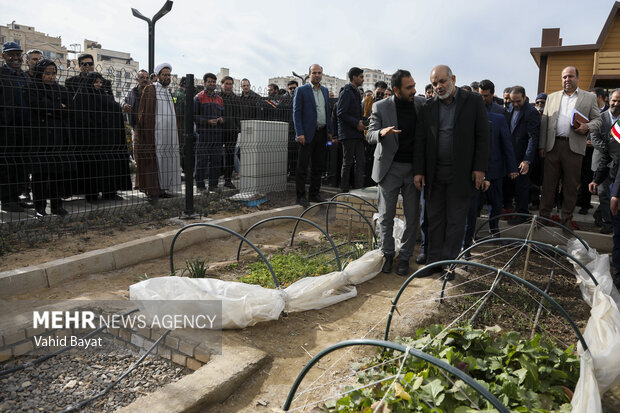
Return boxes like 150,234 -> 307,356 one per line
0,59 -> 347,247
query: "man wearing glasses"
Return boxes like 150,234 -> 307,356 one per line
66,53 -> 112,95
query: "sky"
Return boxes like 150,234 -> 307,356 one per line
4,0 -> 618,97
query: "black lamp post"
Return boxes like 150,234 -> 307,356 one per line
131,1 -> 173,74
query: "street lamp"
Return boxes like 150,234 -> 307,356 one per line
131,0 -> 173,74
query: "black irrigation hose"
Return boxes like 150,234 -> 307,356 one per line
0,308 -> 140,378
59,329 -> 171,413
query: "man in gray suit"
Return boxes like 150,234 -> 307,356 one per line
367,70 -> 425,276
589,88 -> 620,235
539,66 -> 602,228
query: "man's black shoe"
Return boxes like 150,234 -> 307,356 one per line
51,207 -> 68,216
297,197 -> 310,208
415,253 -> 427,265
507,215 -> 528,225
601,224 -> 613,235
19,200 -> 33,209
381,254 -> 394,273
224,180 -> 236,189
309,195 -> 327,203
2,202 -> 25,213
418,264 -> 445,278
444,269 -> 455,281
593,209 -> 603,227
102,193 -> 124,201
578,206 -> 589,215
396,259 -> 410,277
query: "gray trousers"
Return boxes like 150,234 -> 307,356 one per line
598,177 -> 612,224
426,180 -> 471,263
377,161 -> 420,261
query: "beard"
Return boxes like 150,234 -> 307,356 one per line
437,83 -> 454,100
160,78 -> 171,87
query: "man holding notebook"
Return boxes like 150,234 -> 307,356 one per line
539,66 -> 602,227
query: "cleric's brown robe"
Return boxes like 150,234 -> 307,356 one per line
135,84 -> 160,197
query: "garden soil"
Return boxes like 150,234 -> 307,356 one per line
4,220 -> 620,412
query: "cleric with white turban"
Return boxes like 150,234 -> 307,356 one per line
154,62 -> 172,75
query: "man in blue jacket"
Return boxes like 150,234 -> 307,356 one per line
507,86 -> 540,225
337,67 -> 366,192
463,113 -> 518,249
293,64 -> 334,207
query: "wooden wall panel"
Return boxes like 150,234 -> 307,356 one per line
545,52 -> 594,93
600,16 -> 620,52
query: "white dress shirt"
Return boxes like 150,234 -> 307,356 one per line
556,88 -> 580,137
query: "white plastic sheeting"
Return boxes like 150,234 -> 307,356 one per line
567,240 -> 620,412
130,218 -> 406,329
566,239 -> 620,308
571,351 -> 602,413
130,277 -> 286,328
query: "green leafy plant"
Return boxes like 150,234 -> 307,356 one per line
133,273 -> 150,282
179,257 -> 209,278
240,252 -> 335,288
323,324 -> 578,412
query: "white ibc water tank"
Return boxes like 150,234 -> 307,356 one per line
237,120 -> 288,198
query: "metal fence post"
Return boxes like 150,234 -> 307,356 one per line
183,74 -> 196,216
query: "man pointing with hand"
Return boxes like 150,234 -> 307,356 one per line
367,69 -> 425,276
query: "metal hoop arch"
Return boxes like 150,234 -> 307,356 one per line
455,238 -> 598,286
235,216 -> 342,271
291,201 -> 377,247
282,339 -> 510,412
383,260 -> 589,352
169,223 -> 280,289
473,213 -> 589,251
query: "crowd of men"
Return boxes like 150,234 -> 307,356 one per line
2,40 -> 620,286
0,42 -> 131,216
299,64 -> 618,285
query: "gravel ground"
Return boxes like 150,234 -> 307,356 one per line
0,337 -> 187,412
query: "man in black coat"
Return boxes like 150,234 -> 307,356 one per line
0,41 -> 30,213
337,67 -> 366,192
218,76 -> 240,189
414,65 -> 489,272
65,53 -> 112,96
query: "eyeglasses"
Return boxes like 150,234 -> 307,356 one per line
80,62 -> 94,67
288,87 -> 296,91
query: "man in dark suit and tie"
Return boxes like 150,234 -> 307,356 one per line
367,70 -> 425,276
414,65 -> 489,272
506,86 -> 540,225
293,64 -> 334,207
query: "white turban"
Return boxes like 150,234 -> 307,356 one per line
155,62 -> 172,74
